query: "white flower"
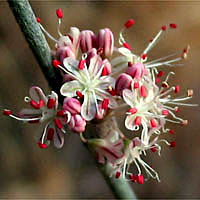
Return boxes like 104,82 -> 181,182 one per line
60,53 -> 117,121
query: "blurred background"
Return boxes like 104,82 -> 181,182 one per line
0,0 -> 200,199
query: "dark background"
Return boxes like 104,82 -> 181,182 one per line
0,0 -> 200,199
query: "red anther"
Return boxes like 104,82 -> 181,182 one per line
3,109 -> 12,116
78,59 -> 86,70
169,129 -> 175,134
52,59 -> 61,68
134,81 -> 139,89
137,174 -> 144,184
54,118 -> 63,129
76,91 -> 83,98
140,85 -> 147,98
157,71 -> 164,77
129,174 -> 137,183
115,171 -> 121,179
162,82 -> 169,88
150,119 -> 157,128
162,109 -> 169,116
187,89 -> 193,97
155,78 -> 160,84
134,116 -> 142,125
36,17 -> 41,23
38,142 -> 48,149
128,107 -> 138,114
175,85 -> 180,93
57,110 -> 65,116
47,128 -> 55,140
151,147 -> 157,152
141,53 -> 147,60
149,38 -> 153,42
47,98 -> 55,109
181,120 -> 188,126
101,67 -> 108,76
39,100 -> 44,108
107,88 -> 117,96
169,23 -> 177,29
56,8 -> 63,19
170,141 -> 176,148
123,42 -> 132,50
102,99 -> 109,110
161,25 -> 167,31
128,62 -> 133,67
124,19 -> 135,29
30,100 -> 40,109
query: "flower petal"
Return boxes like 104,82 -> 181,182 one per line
60,80 -> 81,97
122,89 -> 135,107
81,92 -> 96,121
29,86 -> 47,103
63,57 -> 80,77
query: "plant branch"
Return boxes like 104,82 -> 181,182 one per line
8,0 -> 137,199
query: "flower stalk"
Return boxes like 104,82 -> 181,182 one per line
7,0 -> 137,199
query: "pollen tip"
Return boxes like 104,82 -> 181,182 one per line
174,85 -> 180,93
76,91 -> 83,98
161,82 -> 169,88
78,59 -> 86,70
123,42 -> 132,50
3,109 -> 12,116
115,171 -> 121,179
52,59 -> 61,68
134,116 -> 142,126
36,17 -> 41,23
170,141 -> 176,148
128,107 -> 138,114
137,174 -> 144,184
161,25 -> 167,31
162,109 -> 169,116
141,53 -> 147,60
169,23 -> 177,29
56,8 -> 63,19
151,147 -> 157,152
169,129 -> 175,134
128,62 -> 133,67
38,142 -> 48,149
124,19 -> 135,29
129,174 -> 137,182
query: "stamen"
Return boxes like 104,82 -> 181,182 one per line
151,147 -> 157,152
140,85 -> 147,98
115,171 -> 121,179
157,71 -> 164,77
47,98 -> 55,109
3,109 -> 12,116
134,116 -> 142,125
124,19 -> 135,29
174,85 -> 180,93
30,100 -> 44,109
150,119 -> 157,128
137,174 -> 144,184
161,25 -> 167,31
54,118 -> 63,129
133,81 -> 139,89
52,59 -> 61,68
169,129 -> 175,134
38,142 -> 48,149
36,17 -> 41,23
101,67 -> 108,76
76,91 -> 83,98
169,23 -> 177,29
170,141 -> 176,147
47,128 -> 55,140
162,109 -> 169,116
102,99 -> 109,110
78,59 -> 86,70
128,107 -> 137,114
123,42 -> 132,50
56,8 -> 63,19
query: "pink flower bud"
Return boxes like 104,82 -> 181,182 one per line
115,73 -> 132,96
97,28 -> 114,57
56,46 -> 76,63
101,59 -> 112,76
126,63 -> 146,79
80,30 -> 96,53
69,114 -> 86,133
63,98 -> 81,115
95,103 -> 107,120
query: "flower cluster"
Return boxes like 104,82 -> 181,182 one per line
3,9 -> 197,184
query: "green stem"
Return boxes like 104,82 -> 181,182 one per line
7,0 -> 137,199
